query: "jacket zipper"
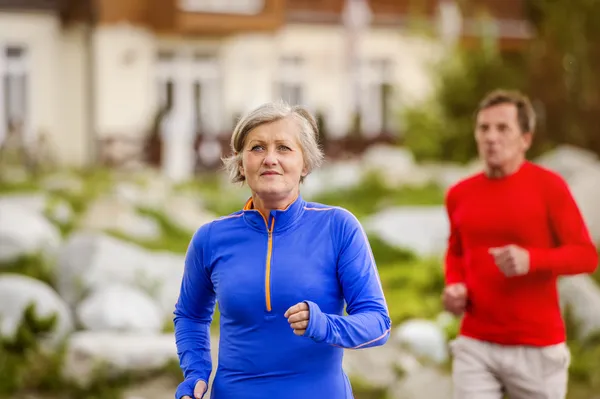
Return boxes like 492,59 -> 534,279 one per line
264,217 -> 275,312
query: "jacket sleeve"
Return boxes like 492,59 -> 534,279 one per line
304,208 -> 391,349
444,187 -> 466,285
528,173 -> 598,275
173,223 -> 216,399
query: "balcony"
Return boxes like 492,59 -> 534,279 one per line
0,0 -> 58,11
171,0 -> 285,34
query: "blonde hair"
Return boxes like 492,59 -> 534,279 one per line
222,101 -> 324,183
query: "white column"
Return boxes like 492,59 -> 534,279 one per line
161,54 -> 196,182
0,47 -> 5,145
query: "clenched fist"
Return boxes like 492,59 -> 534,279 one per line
182,379 -> 207,399
489,245 -> 530,277
442,283 -> 468,316
284,302 -> 310,336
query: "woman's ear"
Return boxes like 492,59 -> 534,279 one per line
238,159 -> 245,177
301,165 -> 309,177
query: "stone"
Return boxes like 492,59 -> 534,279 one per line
77,284 -> 164,333
0,201 -> 61,263
0,273 -> 73,346
364,206 -> 449,257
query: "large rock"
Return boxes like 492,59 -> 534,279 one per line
566,168 -> 600,243
343,341 -> 421,389
77,284 -> 164,333
395,319 -> 449,364
535,145 -> 599,181
361,145 -> 433,187
364,206 -> 449,257
559,275 -> 600,340
535,145 -> 600,242
390,367 -> 453,399
161,195 -> 216,233
0,274 -> 73,345
63,332 -> 180,387
79,196 -> 161,240
56,232 -> 184,319
342,329 -> 453,399
0,193 -> 47,214
0,201 -> 61,263
302,159 -> 365,198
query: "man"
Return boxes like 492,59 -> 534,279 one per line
442,89 -> 598,399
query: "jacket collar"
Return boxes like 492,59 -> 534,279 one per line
242,195 -> 306,234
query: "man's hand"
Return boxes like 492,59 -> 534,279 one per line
442,283 -> 468,316
489,245 -> 530,277
284,302 -> 310,336
182,379 -> 207,399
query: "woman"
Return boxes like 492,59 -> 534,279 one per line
174,101 -> 391,399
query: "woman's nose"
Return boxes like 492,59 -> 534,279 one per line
263,151 -> 278,165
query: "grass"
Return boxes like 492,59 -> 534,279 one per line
1,302 -> 186,399
0,253 -> 56,289
565,306 -> 600,398
350,377 -> 390,399
1,166 -> 600,398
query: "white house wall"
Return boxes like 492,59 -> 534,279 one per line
0,13 -> 443,168
273,24 -> 348,137
221,33 -> 278,117
57,23 -> 91,166
0,11 -> 90,166
275,24 -> 441,135
93,23 -> 157,139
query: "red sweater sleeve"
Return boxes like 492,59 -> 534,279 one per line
444,188 -> 465,285
528,173 -> 598,275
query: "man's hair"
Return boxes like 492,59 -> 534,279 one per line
477,89 -> 536,134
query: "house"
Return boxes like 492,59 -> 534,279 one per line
0,0 -> 532,182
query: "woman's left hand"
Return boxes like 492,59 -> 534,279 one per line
284,302 -> 310,336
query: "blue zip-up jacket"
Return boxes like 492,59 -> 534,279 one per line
174,195 -> 391,399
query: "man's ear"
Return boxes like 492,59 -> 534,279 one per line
522,132 -> 533,151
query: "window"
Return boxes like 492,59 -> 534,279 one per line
178,0 -> 264,15
0,45 -> 29,144
156,51 -> 175,113
276,56 -> 304,106
155,50 -> 223,138
359,58 -> 395,135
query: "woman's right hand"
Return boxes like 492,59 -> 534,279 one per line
182,379 -> 208,399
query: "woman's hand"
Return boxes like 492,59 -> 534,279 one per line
284,302 -> 310,336
182,379 -> 207,399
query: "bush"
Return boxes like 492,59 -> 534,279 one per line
378,257 -> 445,324
564,306 -> 600,398
401,42 -> 529,164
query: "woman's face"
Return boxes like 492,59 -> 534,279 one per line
240,117 -> 307,204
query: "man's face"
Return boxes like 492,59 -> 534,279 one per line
475,103 -> 532,169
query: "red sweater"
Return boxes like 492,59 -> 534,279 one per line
445,161 -> 598,346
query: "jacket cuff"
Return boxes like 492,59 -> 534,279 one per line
304,300 -> 327,342
175,378 -> 206,399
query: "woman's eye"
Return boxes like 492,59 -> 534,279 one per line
250,145 -> 264,151
278,145 -> 291,151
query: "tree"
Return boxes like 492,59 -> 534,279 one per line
525,0 -> 600,155
401,40 -> 527,164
